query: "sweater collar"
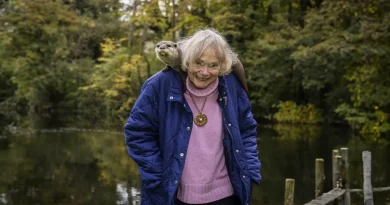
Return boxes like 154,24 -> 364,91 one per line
186,77 -> 219,97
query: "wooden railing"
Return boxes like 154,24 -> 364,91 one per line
283,148 -> 390,205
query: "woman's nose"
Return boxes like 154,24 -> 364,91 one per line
199,67 -> 210,75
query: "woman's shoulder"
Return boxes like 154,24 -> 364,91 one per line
222,73 -> 248,98
141,69 -> 182,92
222,73 -> 241,89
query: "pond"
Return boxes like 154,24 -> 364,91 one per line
0,119 -> 389,205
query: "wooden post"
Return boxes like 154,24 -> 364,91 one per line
340,147 -> 351,205
335,155 -> 342,185
363,151 -> 374,205
332,149 -> 340,188
315,158 -> 325,198
336,155 -> 345,205
284,178 -> 295,205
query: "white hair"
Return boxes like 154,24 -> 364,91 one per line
179,28 -> 237,76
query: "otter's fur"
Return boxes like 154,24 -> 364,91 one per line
231,59 -> 249,95
155,41 -> 181,71
155,40 -> 249,95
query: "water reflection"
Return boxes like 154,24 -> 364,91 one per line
116,183 -> 128,205
114,182 -> 141,205
130,187 -> 141,205
0,194 -> 7,204
0,124 -> 389,205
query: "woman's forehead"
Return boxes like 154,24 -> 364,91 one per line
196,47 -> 223,63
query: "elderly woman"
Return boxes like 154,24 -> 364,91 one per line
124,28 -> 261,205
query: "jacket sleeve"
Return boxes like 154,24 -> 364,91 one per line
124,83 -> 163,189
237,86 -> 262,184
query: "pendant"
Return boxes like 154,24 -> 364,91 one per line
194,113 -> 207,126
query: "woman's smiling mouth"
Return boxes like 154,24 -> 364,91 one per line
196,76 -> 209,81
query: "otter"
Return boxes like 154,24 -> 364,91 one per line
155,41 -> 249,95
155,41 -> 187,92
155,41 -> 182,71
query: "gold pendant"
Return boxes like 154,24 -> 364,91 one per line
194,113 -> 207,126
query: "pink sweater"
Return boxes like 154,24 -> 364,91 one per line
177,77 -> 234,204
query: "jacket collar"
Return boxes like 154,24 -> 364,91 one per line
166,71 -> 228,103
166,71 -> 186,103
217,75 -> 228,95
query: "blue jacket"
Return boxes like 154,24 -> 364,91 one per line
124,69 -> 261,205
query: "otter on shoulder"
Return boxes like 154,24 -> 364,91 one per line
155,41 -> 181,71
155,40 -> 249,95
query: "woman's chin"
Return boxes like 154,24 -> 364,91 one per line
193,81 -> 209,89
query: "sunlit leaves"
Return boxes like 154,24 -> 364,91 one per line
80,37 -> 147,117
274,101 -> 322,124
101,38 -> 118,56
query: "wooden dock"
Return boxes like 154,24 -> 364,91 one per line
304,188 -> 345,205
283,148 -> 390,205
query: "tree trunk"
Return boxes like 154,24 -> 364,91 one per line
315,0 -> 322,8
299,0 -> 308,28
128,0 -> 138,53
171,0 -> 177,41
142,23 -> 151,78
288,0 -> 292,24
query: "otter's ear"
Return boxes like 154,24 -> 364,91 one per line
174,43 -> 177,48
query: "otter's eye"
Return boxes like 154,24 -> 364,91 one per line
167,44 -> 171,48
156,45 -> 160,48
174,44 -> 177,48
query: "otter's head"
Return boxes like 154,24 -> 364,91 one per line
155,41 -> 180,66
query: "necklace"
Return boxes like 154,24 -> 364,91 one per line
188,92 -> 208,126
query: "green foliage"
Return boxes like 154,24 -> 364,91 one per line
274,101 -> 322,124
0,0 -> 389,141
0,0 -> 124,116
78,38 -> 148,118
335,104 -> 390,144
0,0 -> 92,113
360,109 -> 390,145
244,0 -> 390,141
133,0 -> 168,31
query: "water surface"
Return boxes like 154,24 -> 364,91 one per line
0,123 -> 389,205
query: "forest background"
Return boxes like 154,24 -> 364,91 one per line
0,0 -> 389,142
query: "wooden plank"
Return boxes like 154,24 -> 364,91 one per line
304,189 -> 346,205
349,187 -> 390,192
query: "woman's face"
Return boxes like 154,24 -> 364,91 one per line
188,48 -> 220,89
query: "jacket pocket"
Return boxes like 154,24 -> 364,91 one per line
141,172 -> 169,205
